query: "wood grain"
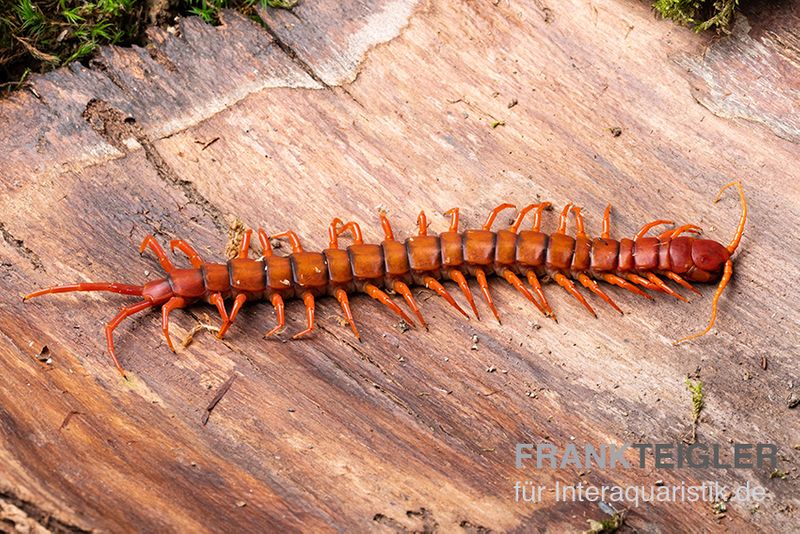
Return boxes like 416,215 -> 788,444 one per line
1,0 -> 798,532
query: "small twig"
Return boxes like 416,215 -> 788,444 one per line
182,322 -> 220,348
58,410 -> 82,431
202,375 -> 237,426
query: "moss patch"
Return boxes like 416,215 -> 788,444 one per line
653,0 -> 740,32
1,0 -> 296,91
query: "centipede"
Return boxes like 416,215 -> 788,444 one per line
23,181 -> 747,379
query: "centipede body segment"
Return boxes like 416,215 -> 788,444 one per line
24,182 -> 747,378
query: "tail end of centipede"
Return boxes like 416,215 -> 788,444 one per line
24,282 -> 145,302
674,181 -> 746,345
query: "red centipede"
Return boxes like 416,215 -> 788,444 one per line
23,181 -> 747,378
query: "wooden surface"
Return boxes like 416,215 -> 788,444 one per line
1,0 -> 799,531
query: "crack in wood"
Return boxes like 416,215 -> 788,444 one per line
252,14 -> 331,89
81,99 -> 229,233
0,222 -> 44,271
0,489 -> 90,534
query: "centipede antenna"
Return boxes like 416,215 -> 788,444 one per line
674,259 -> 733,344
24,282 -> 144,301
716,181 -> 747,254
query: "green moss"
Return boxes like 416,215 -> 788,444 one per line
1,0 -> 297,91
653,0 -> 740,32
584,512 -> 624,533
685,378 -> 704,443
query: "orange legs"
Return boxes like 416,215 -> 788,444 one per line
161,297 -> 188,352
139,235 -> 175,273
105,300 -> 156,378
576,274 -> 622,314
664,271 -> 702,296
392,281 -> 427,329
292,292 -> 316,339
365,283 -> 415,325
634,220 -> 673,240
218,294 -> 247,338
24,282 -> 143,301
265,294 -> 286,338
335,288 -> 361,340
170,239 -> 204,268
500,269 -> 546,315
474,268 -> 501,323
602,274 -> 653,300
422,276 -> 469,319
553,273 -> 596,318
526,271 -> 556,320
448,269 -> 480,319
644,272 -> 687,302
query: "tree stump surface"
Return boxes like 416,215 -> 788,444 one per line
1,0 -> 798,532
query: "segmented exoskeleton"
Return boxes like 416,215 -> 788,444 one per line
24,182 -> 747,378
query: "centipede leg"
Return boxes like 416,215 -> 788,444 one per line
139,235 -> 175,273
422,276 -> 469,319
474,268 -> 501,323
664,271 -> 702,296
170,239 -> 204,268
105,300 -> 156,378
161,297 -> 188,352
553,273 -> 597,318
645,272 -> 688,302
448,269 -> 480,319
208,293 -> 229,327
24,282 -> 143,301
525,271 -> 557,321
265,294 -> 285,338
218,294 -> 247,338
335,288 -> 361,340
577,274 -> 623,315
292,292 -> 316,339
625,273 -> 668,295
392,281 -> 427,329
500,269 -> 546,315
364,283 -> 416,326
601,274 -> 653,300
